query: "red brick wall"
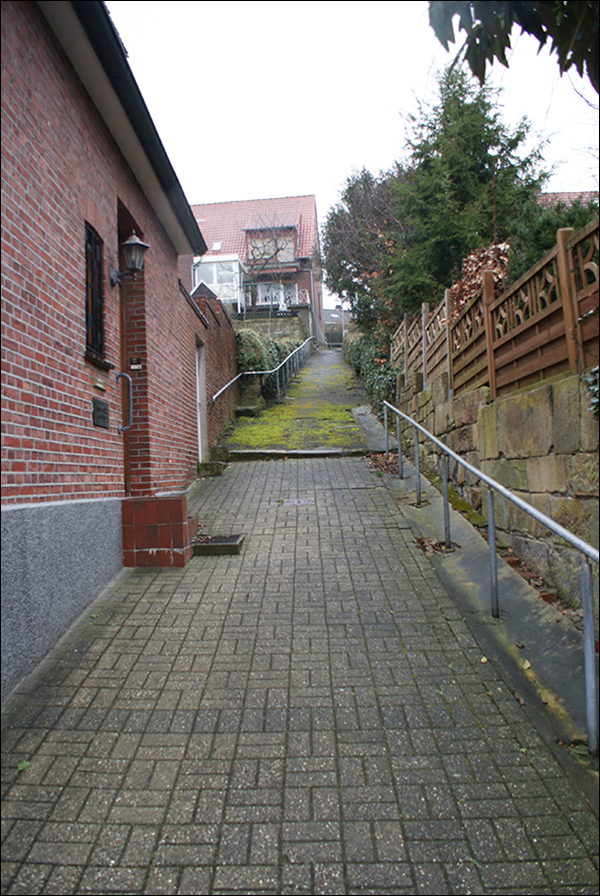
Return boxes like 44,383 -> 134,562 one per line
2,2 -> 123,502
1,1 -> 236,508
196,298 -> 238,447
178,287 -> 237,482
178,256 -> 194,294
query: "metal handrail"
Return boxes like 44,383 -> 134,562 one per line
116,372 -> 133,434
211,337 -> 313,407
383,399 -> 599,756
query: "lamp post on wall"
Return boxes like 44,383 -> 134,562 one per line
110,231 -> 150,286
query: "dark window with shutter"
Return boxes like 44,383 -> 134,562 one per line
85,224 -> 104,360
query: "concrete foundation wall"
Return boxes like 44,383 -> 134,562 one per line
1,498 -> 123,704
398,372 -> 599,609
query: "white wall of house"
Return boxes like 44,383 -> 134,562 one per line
193,254 -> 246,311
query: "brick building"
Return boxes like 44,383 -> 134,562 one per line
191,196 -> 325,340
1,1 -> 237,701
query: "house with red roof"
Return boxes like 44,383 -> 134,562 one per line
191,196 -> 325,339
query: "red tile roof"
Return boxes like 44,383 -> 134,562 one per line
191,195 -> 319,260
537,191 -> 599,208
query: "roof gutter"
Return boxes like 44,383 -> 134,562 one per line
36,1 -> 206,256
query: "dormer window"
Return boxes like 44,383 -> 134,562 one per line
247,228 -> 296,268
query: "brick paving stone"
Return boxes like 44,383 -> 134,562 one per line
413,863 -> 450,895
1,456 -> 598,895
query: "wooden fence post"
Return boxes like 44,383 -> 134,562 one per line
445,289 -> 454,399
405,318 -> 408,376
556,227 -> 579,373
482,271 -> 497,399
421,302 -> 429,388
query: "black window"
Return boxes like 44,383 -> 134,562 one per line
85,224 -> 104,361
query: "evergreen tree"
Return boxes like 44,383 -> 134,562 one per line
388,67 -> 546,310
322,66 -> 548,331
508,196 -> 599,282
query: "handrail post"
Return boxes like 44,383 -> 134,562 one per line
581,559 -> 599,755
414,426 -> 421,507
441,454 -> 451,548
487,488 -> 499,618
384,405 -> 389,456
396,414 -> 403,479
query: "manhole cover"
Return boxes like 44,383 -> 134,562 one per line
283,498 -> 315,506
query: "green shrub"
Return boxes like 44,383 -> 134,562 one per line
344,333 -> 396,416
235,330 -> 269,373
235,330 -> 302,400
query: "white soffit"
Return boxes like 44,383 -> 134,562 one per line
37,1 -> 194,255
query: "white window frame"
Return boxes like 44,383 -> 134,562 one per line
192,254 -> 247,312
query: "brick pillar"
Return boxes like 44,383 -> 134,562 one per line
122,495 -> 197,567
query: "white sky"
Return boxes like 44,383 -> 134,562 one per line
106,1 -> 598,304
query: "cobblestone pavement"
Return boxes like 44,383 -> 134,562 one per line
2,457 -> 598,895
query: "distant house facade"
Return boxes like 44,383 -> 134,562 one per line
1,1 -> 237,701
191,196 -> 325,339
323,306 -> 356,346
537,191 -> 599,208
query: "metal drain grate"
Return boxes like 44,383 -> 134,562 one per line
192,534 -> 245,556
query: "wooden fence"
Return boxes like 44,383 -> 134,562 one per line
393,218 -> 599,399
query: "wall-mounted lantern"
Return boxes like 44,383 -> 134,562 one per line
110,231 -> 150,287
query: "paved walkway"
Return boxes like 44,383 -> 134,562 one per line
221,348 -> 373,455
1,356 -> 598,895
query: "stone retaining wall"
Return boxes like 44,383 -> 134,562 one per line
232,315 -> 308,342
398,371 -> 599,609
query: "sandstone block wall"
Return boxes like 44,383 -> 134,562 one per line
233,315 -> 308,342
398,372 -> 599,609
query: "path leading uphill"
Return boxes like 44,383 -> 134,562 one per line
1,354 -> 598,895
220,347 -> 384,457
